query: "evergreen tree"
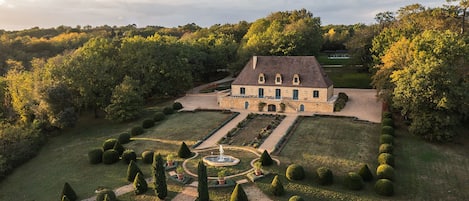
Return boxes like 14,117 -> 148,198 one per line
260,150 -> 273,166
152,153 -> 167,200
178,141 -> 193,158
230,183 -> 248,201
197,161 -> 209,201
60,182 -> 77,201
270,175 -> 284,196
127,160 -> 143,182
133,172 -> 148,195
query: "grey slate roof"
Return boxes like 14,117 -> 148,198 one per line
232,56 -> 333,88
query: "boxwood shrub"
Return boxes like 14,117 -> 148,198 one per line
102,149 -> 119,164
378,153 -> 395,166
382,118 -> 393,127
316,167 -> 333,185
113,141 -> 125,156
142,119 -> 155,129
380,134 -> 394,145
88,148 -> 103,164
382,126 -> 394,136
153,112 -> 165,122
375,179 -> 394,196
379,143 -> 393,154
122,149 -> 137,164
289,195 -> 304,201
376,164 -> 394,180
96,189 -> 117,201
141,151 -> 154,164
118,132 -> 131,144
286,164 -> 305,181
130,126 -> 144,136
358,164 -> 373,182
163,106 -> 174,115
173,102 -> 183,110
382,112 -> 392,119
344,172 -> 364,190
102,138 -> 117,151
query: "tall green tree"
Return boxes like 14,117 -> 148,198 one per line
104,76 -> 143,122
152,153 -> 167,200
197,161 -> 209,201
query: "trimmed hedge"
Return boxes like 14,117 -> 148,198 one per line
379,143 -> 393,154
376,164 -> 394,180
96,189 -> 117,201
230,183 -> 248,201
102,138 -> 117,151
289,195 -> 304,201
378,153 -> 395,166
130,126 -> 144,136
380,134 -> 394,145
127,160 -> 143,182
102,149 -> 119,164
173,102 -> 183,110
142,119 -> 155,129
153,112 -> 165,122
382,118 -> 393,127
118,132 -> 131,144
358,164 -> 373,182
141,151 -> 154,164
382,112 -> 392,119
382,126 -> 394,136
133,172 -> 148,195
163,107 -> 174,115
375,179 -> 394,196
178,142 -> 193,159
316,167 -> 333,185
344,172 -> 364,190
60,182 -> 77,201
88,148 -> 103,164
270,175 -> 284,196
260,150 -> 274,166
122,149 -> 137,164
286,164 -> 305,181
113,141 -> 125,156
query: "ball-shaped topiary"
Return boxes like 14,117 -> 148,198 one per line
375,179 -> 394,196
142,119 -> 155,129
376,164 -> 394,180
344,172 -> 364,190
88,148 -> 103,164
358,164 -> 373,182
102,149 -> 119,164
288,195 -> 304,201
382,118 -> 393,127
153,112 -> 165,122
163,106 -> 174,115
260,150 -> 274,166
316,167 -> 333,185
382,112 -> 392,119
130,126 -> 144,136
286,164 -> 305,180
382,126 -> 394,136
378,153 -> 395,166
118,132 -> 131,144
380,134 -> 394,145
113,141 -> 125,156
173,102 -> 183,110
102,138 -> 118,151
379,143 -> 393,154
122,149 -> 137,164
96,189 -> 117,201
141,151 -> 154,164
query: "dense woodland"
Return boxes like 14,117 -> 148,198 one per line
0,2 -> 468,180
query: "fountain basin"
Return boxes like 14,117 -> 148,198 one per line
202,155 -> 240,167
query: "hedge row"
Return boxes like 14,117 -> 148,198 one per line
375,110 -> 395,196
334,92 -> 349,111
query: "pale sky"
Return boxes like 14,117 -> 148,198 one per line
0,0 -> 445,31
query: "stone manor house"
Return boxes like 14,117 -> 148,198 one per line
218,56 -> 336,113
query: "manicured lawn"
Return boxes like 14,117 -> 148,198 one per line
317,55 -> 352,65
0,110 -> 232,201
324,67 -> 372,89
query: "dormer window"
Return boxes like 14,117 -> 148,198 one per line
293,74 -> 300,85
258,73 -> 265,84
275,73 -> 282,84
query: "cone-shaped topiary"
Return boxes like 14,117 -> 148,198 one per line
289,195 -> 304,201
379,143 -> 393,154
173,102 -> 183,110
270,175 -> 284,196
60,182 -> 77,201
178,142 -> 193,158
260,150 -> 274,166
382,126 -> 394,136
380,134 -> 394,145
96,189 -> 116,201
378,153 -> 395,166
118,132 -> 131,144
316,167 -> 333,185
376,164 -> 394,180
344,172 -> 364,190
61,195 -> 71,201
102,149 -> 119,164
127,160 -> 143,182
358,164 -> 373,182
142,119 -> 155,129
197,161 -> 209,201
122,149 -> 137,164
375,179 -> 394,196
153,112 -> 165,122
133,172 -> 148,195
102,138 -> 118,151
88,148 -> 103,164
141,151 -> 154,164
152,153 -> 167,200
286,164 -> 305,180
230,183 -> 248,201
130,126 -> 144,136
113,141 -> 125,156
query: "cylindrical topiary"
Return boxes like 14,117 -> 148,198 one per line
289,195 -> 304,201
382,126 -> 394,136
142,151 -> 154,164
88,148 -> 103,164
230,183 -> 248,201
358,164 -> 373,182
113,141 -> 125,156
102,138 -> 117,151
382,118 -> 393,127
142,119 -> 155,129
260,150 -> 274,166
163,106 -> 174,115
118,132 -> 131,144
380,134 -> 394,145
197,160 -> 209,201
173,102 -> 183,110
178,142 -> 193,159
122,149 -> 137,164
344,172 -> 364,190
133,172 -> 148,195
376,164 -> 394,180
153,112 -> 165,122
379,143 -> 393,154
96,189 -> 116,201
286,164 -> 305,181
316,167 -> 333,185
130,126 -> 144,136
378,153 -> 395,166
270,175 -> 284,196
375,179 -> 394,196
102,149 -> 119,164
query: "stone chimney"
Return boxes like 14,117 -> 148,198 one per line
252,56 -> 257,69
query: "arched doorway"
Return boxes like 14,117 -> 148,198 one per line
244,101 -> 249,109
299,104 -> 305,112
268,104 -> 276,112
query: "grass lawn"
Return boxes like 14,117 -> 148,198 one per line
0,110 -> 232,201
317,55 -> 352,65
324,67 -> 372,89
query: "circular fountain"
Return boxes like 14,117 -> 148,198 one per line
202,145 -> 240,167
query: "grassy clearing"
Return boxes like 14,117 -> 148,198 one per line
317,55 -> 352,65
324,67 -> 371,89
0,111 -> 231,201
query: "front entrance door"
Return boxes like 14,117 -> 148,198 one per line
244,101 -> 249,109
268,104 -> 276,112
300,104 -> 305,112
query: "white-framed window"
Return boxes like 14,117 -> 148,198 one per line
258,73 -> 265,84
275,73 -> 282,84
240,87 -> 246,95
293,74 -> 300,85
